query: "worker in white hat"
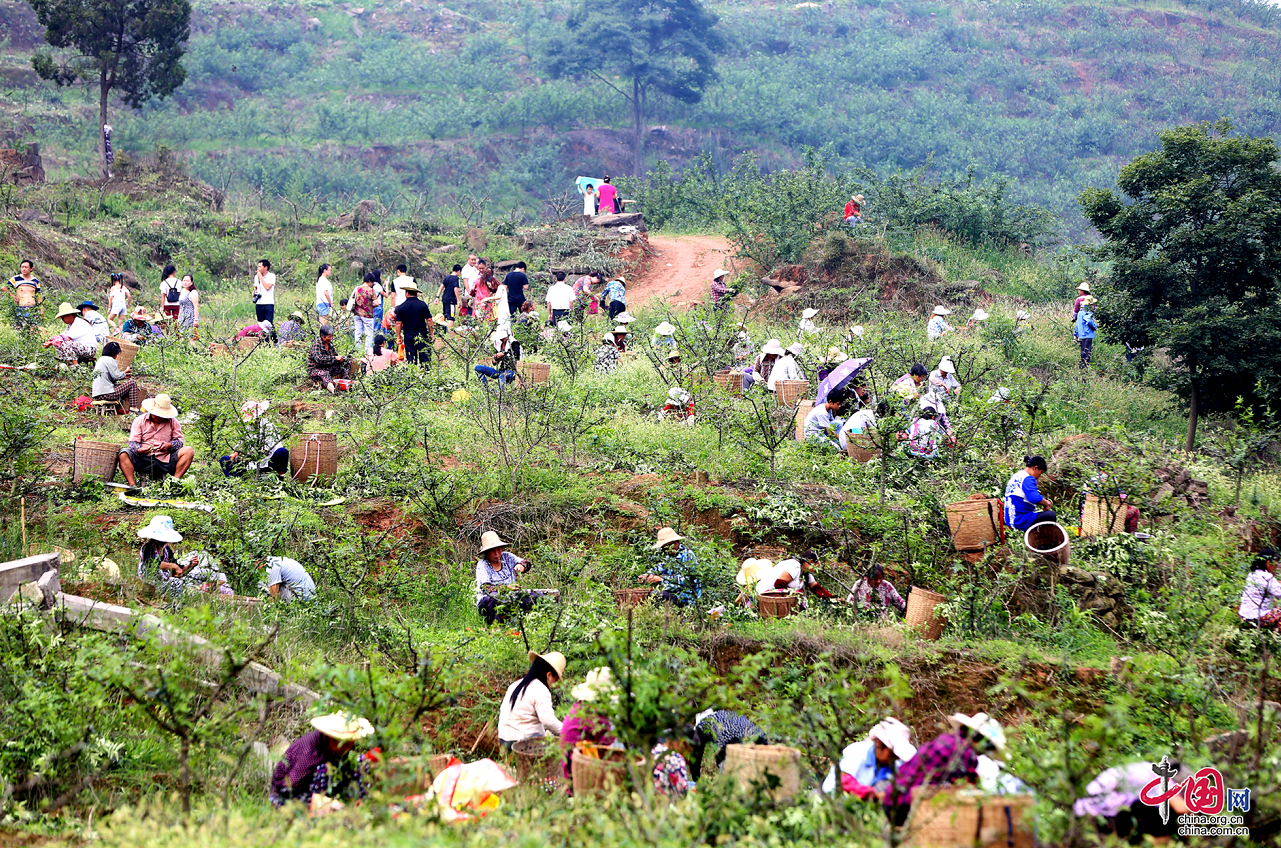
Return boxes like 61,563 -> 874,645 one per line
926,305 -> 956,341
799,307 -> 820,338
743,338 -> 785,390
637,527 -> 700,606
884,712 -> 1008,825
710,268 -> 734,310
928,356 -> 961,399
652,320 -> 677,349
270,712 -> 375,808
769,342 -> 806,391
967,308 -> 989,328
823,717 -> 918,799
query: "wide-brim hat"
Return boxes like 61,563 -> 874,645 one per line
289,311 -> 305,322
611,326 -> 631,335
240,399 -> 270,421
141,394 -> 179,419
399,281 -> 420,293
556,320 -> 571,332
654,322 -> 676,336
853,194 -> 864,203
652,526 -> 684,550
1016,310 -> 1031,321
78,300 -> 98,311
529,650 -> 567,679
55,302 -> 79,320
665,349 -> 682,361
311,712 -> 376,742
826,346 -> 847,363
850,325 -> 865,337
937,357 -> 956,374
601,333 -> 616,345
1081,295 -> 1097,306
615,311 -> 636,324
949,712 -> 1007,759
571,666 -> 617,702
736,557 -> 770,587
666,386 -> 690,403
1078,282 -> 1091,293
478,530 -> 509,554
137,514 -> 182,543
131,307 -> 151,320
786,342 -> 805,357
867,718 -> 917,762
432,314 -> 450,327
802,308 -> 819,320
971,309 -> 990,321
932,305 -> 951,316
713,268 -> 729,279
761,340 -> 785,356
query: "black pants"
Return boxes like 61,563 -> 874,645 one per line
608,300 -> 626,320
404,333 -> 430,367
442,298 -> 456,321
478,590 -> 549,625
1079,337 -> 1093,368
1022,509 -> 1057,527
255,303 -> 275,326
550,308 -> 568,322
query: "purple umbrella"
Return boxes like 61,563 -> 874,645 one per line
816,357 -> 873,405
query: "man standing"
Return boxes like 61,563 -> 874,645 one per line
438,264 -> 462,322
1075,295 -> 1098,369
7,259 -> 41,331
460,254 -> 480,317
252,259 -> 276,327
505,261 -> 529,315
118,394 -> 196,487
544,271 -> 575,324
391,280 -> 433,366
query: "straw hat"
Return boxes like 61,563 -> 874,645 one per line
141,394 -> 179,419
713,268 -> 729,280
826,346 -> 847,363
137,514 -> 182,543
654,321 -> 676,336
432,314 -> 450,327
850,325 -> 865,338
54,302 -> 79,320
852,194 -> 864,203
652,527 -> 684,550
1078,282 -> 1091,293
611,325 -> 630,336
761,339 -> 785,356
398,280 -> 420,294
665,349 -> 682,361
867,718 -> 917,762
931,305 -> 951,316
289,311 -> 306,322
736,557 -> 770,587
1081,295 -> 1097,306
571,666 -> 617,702
802,308 -> 819,320
949,712 -> 1007,758
240,399 -> 270,421
478,531 -> 509,554
310,712 -> 375,742
615,311 -> 636,324
528,650 -> 567,679
971,308 -> 990,321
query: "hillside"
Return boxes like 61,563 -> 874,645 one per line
1,0 -> 1280,234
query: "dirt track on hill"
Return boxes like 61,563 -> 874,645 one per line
625,234 -> 738,310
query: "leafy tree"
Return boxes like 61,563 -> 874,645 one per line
547,0 -> 725,177
1079,121 -> 1281,450
29,0 -> 192,176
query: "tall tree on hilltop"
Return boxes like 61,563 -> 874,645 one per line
547,0 -> 725,178
1079,120 -> 1281,451
28,0 -> 192,178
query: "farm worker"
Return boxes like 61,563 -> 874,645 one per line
1004,455 -> 1056,530
476,328 -> 518,387
603,276 -> 627,320
220,400 -> 288,477
690,709 -> 769,779
136,514 -> 183,587
78,300 -> 110,343
846,564 -> 907,617
307,324 -> 348,393
884,712 -> 1007,826
803,388 -> 847,450
262,555 -> 316,601
822,717 -> 917,799
798,307 -> 820,338
904,397 -> 950,460
593,329 -> 626,374
926,305 -> 955,340
118,394 -> 195,487
43,302 -> 99,362
1075,295 -> 1098,369
890,363 -> 929,406
710,268 -> 733,310
1238,548 -> 1281,629
755,552 -> 832,600
277,311 -> 306,346
744,338 -> 784,390
475,530 -> 544,624
498,650 -> 566,751
1074,760 -> 1192,843
559,667 -> 617,781
1072,281 -> 1091,319
235,319 -> 271,340
767,342 -> 806,391
269,712 -> 375,808
928,356 -> 961,399
966,308 -> 989,329
92,340 -> 142,414
638,527 -> 701,607
844,194 -> 864,224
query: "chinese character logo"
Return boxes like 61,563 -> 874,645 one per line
1139,756 -> 1251,824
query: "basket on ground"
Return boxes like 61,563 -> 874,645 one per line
775,380 -> 809,407
613,587 -> 654,609
237,336 -> 261,352
945,495 -> 1004,552
290,432 -> 338,483
512,737 -> 562,792
793,400 -> 814,441
73,438 -> 120,484
106,336 -> 139,369
571,748 -> 632,797
210,343 -> 230,358
520,361 -> 551,385
723,744 -> 801,802
902,788 -> 1035,847
758,592 -> 799,620
712,369 -> 743,395
845,434 -> 881,463
1081,493 -> 1127,536
905,586 -> 946,640
1025,521 -> 1071,564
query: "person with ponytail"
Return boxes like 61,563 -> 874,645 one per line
315,264 -> 334,322
497,650 -> 567,750
364,333 -> 396,373
1003,455 -> 1056,531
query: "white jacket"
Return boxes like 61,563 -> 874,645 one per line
768,354 -> 804,391
497,678 -> 562,742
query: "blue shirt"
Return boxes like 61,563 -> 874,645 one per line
1075,309 -> 1097,340
1004,469 -> 1046,530
604,280 -> 626,305
653,548 -> 700,605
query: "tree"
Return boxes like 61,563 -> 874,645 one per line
1079,121 -> 1281,450
547,0 -> 725,177
28,0 -> 191,177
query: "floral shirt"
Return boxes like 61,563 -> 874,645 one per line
352,285 -> 377,319
652,744 -> 693,798
927,315 -> 954,340
604,279 -> 626,305
594,344 -> 620,374
848,578 -> 907,615
475,550 -> 527,604
653,548 -> 701,606
906,418 -> 941,458
269,730 -> 368,808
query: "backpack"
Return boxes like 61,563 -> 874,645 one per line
164,280 -> 179,303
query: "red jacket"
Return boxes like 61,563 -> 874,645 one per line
844,201 -> 861,219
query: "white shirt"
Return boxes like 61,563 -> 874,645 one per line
838,409 -> 877,450
315,276 -> 333,306
803,404 -> 838,442
59,316 -> 99,346
1239,569 -> 1281,620
545,281 -> 576,311
929,370 -> 961,398
82,310 -> 110,343
160,276 -> 179,300
254,271 -> 276,305
767,354 -> 804,391
461,264 -> 480,291
392,275 -> 413,307
497,678 -> 562,743
756,559 -> 803,595
108,284 -> 129,313
799,318 -> 819,336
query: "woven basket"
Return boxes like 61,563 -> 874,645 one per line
946,496 -> 1004,552
905,586 -> 946,640
723,744 -> 801,802
106,336 -> 139,370
1081,493 -> 1127,536
290,432 -> 339,483
73,438 -> 120,484
571,749 -> 630,797
512,737 -> 562,791
237,336 -> 262,352
614,587 -> 654,609
1025,521 -> 1071,565
209,343 -> 231,358
712,369 -> 743,396
775,380 -> 810,408
902,788 -> 1036,848
758,592 -> 799,620
845,434 -> 881,463
793,400 -> 814,442
520,361 -> 551,385
428,753 -> 452,779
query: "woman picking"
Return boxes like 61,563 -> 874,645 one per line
91,340 -> 142,414
498,650 -> 567,751
269,713 -> 375,809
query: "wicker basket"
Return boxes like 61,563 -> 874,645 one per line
946,496 -> 1005,552
902,788 -> 1036,848
614,587 -> 654,609
845,434 -> 881,463
209,343 -> 231,358
1081,493 -> 1127,536
775,380 -> 810,408
512,737 -> 562,792
1025,521 -> 1070,565
238,336 -> 261,351
712,369 -> 743,396
428,753 -> 452,779
723,744 -> 801,802
106,336 -> 139,369
290,432 -> 339,483
758,592 -> 799,620
73,438 -> 120,484
905,586 -> 946,640
571,748 -> 631,797
520,361 -> 551,385
793,400 -> 814,442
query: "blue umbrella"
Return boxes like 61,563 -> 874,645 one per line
816,357 -> 873,405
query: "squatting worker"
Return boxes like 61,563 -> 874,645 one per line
270,713 -> 375,808
1004,455 -> 1056,531
118,394 -> 195,487
498,651 -> 566,751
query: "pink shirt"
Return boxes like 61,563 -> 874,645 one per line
597,183 -> 618,211
365,351 -> 396,373
128,414 -> 184,462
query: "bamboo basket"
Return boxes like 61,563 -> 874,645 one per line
793,400 -> 815,441
520,361 -> 551,385
1081,493 -> 1127,536
712,369 -> 743,396
238,336 -> 261,351
1025,521 -> 1071,565
289,432 -> 338,483
902,788 -> 1036,848
775,380 -> 810,408
758,592 -> 799,620
844,434 -> 881,463
613,587 -> 654,609
723,744 -> 801,802
571,749 -> 631,797
106,336 -> 139,369
905,586 -> 946,640
512,737 -> 562,791
428,753 -> 452,779
210,342 -> 231,358
945,496 -> 1005,552
73,438 -> 120,484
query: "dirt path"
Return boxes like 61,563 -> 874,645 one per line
625,234 -> 738,309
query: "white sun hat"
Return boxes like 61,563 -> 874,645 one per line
932,305 -> 951,316
478,530 -> 509,554
654,321 -> 676,336
713,268 -> 729,279
786,342 -> 805,357
556,320 -> 571,332
311,712 -> 376,742
1078,281 -> 1091,293
971,308 -> 990,321
761,339 -> 785,356
138,515 -> 182,543
802,308 -> 819,320
850,325 -> 865,337
866,717 -> 917,762
1016,310 -> 1031,321
571,666 -> 618,703
652,527 -> 684,550
615,311 -> 636,324
937,357 -> 956,374
949,712 -> 1008,759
